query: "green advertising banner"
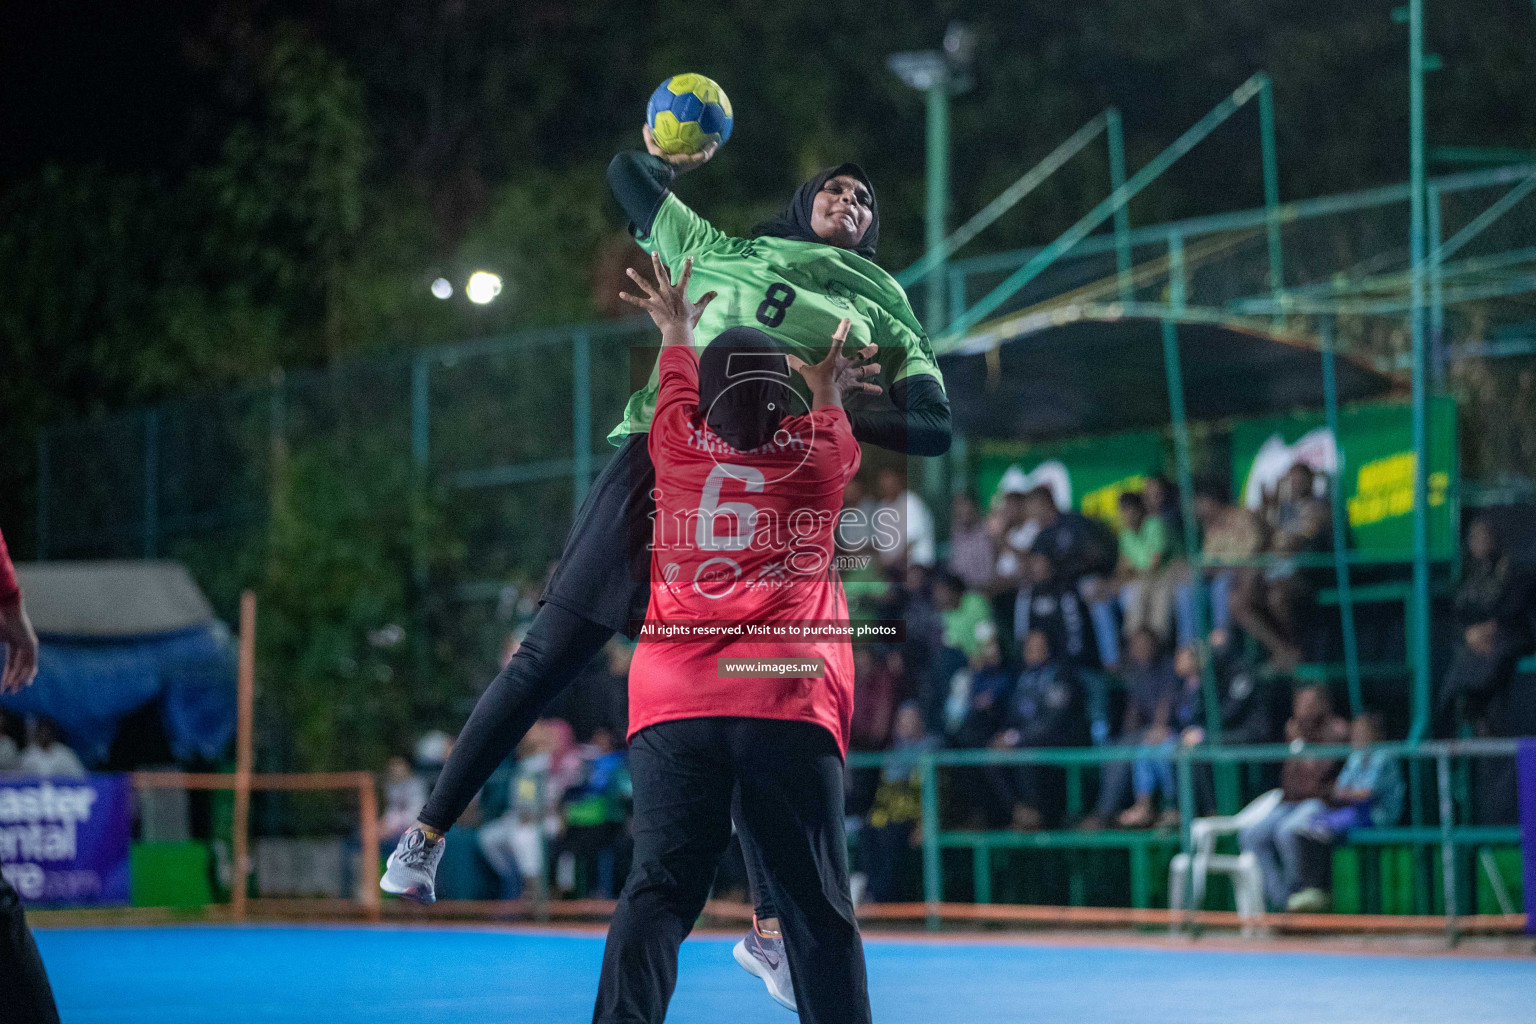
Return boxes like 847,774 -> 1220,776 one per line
1230,398 -> 1457,557
975,430 -> 1164,526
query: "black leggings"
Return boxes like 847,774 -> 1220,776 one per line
0,874 -> 61,1024
594,718 -> 868,1024
415,601 -> 781,920
417,603 -> 613,832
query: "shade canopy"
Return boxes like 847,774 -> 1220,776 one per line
937,303 -> 1396,442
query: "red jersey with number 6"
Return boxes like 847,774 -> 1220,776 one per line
628,345 -> 862,755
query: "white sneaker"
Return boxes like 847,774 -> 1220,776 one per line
380,826 -> 445,903
732,919 -> 796,1012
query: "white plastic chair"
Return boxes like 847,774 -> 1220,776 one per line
1168,788 -> 1283,934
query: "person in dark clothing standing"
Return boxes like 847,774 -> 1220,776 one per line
0,525 -> 61,1024
987,629 -> 1088,829
1441,517 -> 1536,734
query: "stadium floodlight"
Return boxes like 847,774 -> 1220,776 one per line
465,271 -> 503,305
887,22 -> 977,331
430,277 -> 453,300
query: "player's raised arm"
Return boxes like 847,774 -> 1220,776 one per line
787,319 -> 882,413
606,128 -> 724,261
617,253 -> 717,350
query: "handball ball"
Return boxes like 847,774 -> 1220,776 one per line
646,74 -> 733,155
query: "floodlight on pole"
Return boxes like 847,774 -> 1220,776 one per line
430,278 -> 453,300
888,22 -> 976,333
465,271 -> 503,305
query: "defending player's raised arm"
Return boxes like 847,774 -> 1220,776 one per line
787,319 -> 881,413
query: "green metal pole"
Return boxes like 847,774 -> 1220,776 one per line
572,328 -> 593,508
410,355 -> 431,475
1321,318 -> 1363,715
920,753 -> 942,930
899,112 -> 1113,288
944,73 -> 1268,344
1161,234 -> 1221,745
1428,185 -> 1445,386
1106,107 -> 1133,303
925,81 -> 950,331
1259,78 -> 1285,301
1408,0 -> 1433,742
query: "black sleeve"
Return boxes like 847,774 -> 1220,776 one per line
845,374 -> 952,457
606,151 -> 675,237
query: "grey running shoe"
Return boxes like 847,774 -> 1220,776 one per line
732,921 -> 796,1012
380,827 -> 445,903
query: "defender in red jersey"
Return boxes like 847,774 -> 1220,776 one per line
626,331 -> 862,753
591,255 -> 875,1024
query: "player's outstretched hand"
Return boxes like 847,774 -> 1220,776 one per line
643,124 -> 718,174
0,598 -> 39,694
618,253 -> 718,347
788,319 -> 882,410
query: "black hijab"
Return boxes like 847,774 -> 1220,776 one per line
698,326 -> 795,452
752,162 -> 880,259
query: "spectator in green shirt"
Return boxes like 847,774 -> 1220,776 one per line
1088,490 -> 1174,669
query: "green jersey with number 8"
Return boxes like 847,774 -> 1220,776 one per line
608,192 -> 944,445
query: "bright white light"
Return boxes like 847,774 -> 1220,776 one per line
430,277 -> 453,300
466,271 -> 503,305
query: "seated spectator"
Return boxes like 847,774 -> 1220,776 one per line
934,570 -> 995,661
986,629 -> 1088,830
1179,486 -> 1267,642
1233,463 -> 1330,669
19,718 -> 86,779
1013,551 -> 1098,673
874,467 -> 935,569
1180,629 -> 1284,814
1441,517 -> 1536,735
947,493 -> 997,593
1238,684 -> 1349,911
379,755 -> 428,844
1027,486 -> 1117,588
850,645 -> 902,752
1081,628 -> 1178,829
1120,644 -> 1206,829
477,719 -> 581,898
859,702 -> 940,903
1287,711 -> 1404,912
553,728 -> 632,899
1115,490 -> 1174,637
988,485 -> 1037,587
944,627 -> 1012,747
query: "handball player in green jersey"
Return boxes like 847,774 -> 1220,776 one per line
384,124 -> 950,1013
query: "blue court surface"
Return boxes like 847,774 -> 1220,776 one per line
36,925 -> 1534,1023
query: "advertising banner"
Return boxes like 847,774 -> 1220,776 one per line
1230,399 -> 1457,557
0,774 -> 132,907
975,430 -> 1164,525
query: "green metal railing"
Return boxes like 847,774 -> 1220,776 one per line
846,739 -> 1524,938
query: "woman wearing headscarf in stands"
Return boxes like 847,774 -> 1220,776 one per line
383,126 -> 951,1013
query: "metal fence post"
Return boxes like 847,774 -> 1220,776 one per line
920,753 -> 941,931
1321,318 -> 1363,714
1436,750 -> 1458,942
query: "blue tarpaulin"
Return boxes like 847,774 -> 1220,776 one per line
1,625 -> 236,765
1,562 -> 236,765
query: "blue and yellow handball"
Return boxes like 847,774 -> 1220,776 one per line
646,74 -> 733,155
